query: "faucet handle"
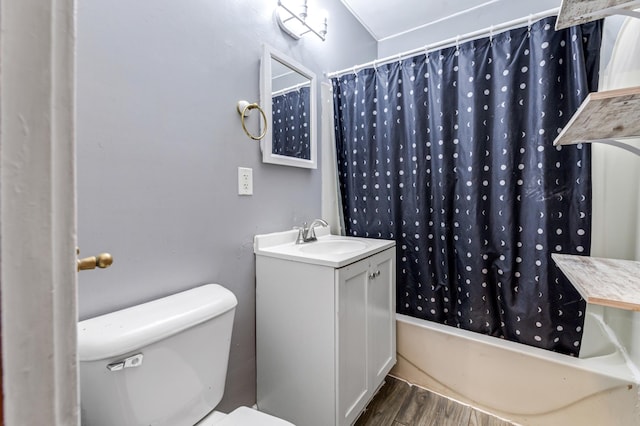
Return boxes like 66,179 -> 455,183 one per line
294,221 -> 327,244
307,226 -> 318,241
293,224 -> 307,244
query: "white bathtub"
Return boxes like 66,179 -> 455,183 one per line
391,312 -> 640,425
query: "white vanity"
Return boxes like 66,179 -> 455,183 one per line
254,227 -> 396,426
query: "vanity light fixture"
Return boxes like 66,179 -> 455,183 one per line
276,0 -> 328,41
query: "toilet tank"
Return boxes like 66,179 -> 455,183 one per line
78,284 -> 237,426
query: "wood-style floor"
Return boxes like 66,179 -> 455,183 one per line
355,376 -> 516,426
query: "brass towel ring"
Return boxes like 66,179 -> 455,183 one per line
237,100 -> 268,141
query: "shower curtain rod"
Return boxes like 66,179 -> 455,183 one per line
326,7 -> 559,79
272,81 -> 311,97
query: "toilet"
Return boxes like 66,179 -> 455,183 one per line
78,284 -> 293,426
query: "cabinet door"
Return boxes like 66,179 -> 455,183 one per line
367,248 -> 396,388
336,259 -> 369,426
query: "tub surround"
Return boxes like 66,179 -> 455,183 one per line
553,254 -> 640,311
392,312 -> 638,425
551,252 -> 640,417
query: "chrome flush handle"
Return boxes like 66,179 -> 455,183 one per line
107,353 -> 144,372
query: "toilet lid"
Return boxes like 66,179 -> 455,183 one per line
216,407 -> 295,426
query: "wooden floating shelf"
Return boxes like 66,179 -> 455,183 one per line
553,253 -> 640,311
553,86 -> 640,150
556,0 -> 640,30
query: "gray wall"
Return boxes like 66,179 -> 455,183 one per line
76,0 -> 376,411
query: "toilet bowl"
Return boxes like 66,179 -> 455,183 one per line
78,284 -> 293,426
197,406 -> 293,425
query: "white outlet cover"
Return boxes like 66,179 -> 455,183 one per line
238,167 -> 253,195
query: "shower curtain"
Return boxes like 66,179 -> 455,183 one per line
272,86 -> 311,159
332,17 -> 602,356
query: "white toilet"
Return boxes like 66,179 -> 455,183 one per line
78,284 -> 294,426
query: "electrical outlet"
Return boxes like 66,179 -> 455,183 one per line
238,167 -> 253,195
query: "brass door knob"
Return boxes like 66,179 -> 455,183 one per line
77,249 -> 114,272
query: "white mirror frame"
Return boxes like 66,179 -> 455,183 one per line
260,44 -> 317,169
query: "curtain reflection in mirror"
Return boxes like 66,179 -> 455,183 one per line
272,84 -> 311,159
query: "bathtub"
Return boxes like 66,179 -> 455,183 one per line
391,311 -> 640,425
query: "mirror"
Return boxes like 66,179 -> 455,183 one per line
260,45 -> 317,168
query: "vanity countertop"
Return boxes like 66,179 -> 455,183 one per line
254,228 -> 395,268
552,253 -> 640,311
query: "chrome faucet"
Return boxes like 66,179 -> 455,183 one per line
295,219 -> 329,244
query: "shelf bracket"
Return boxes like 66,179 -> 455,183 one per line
582,138 -> 640,156
614,9 -> 640,19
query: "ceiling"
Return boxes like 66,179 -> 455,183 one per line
339,0 -> 561,42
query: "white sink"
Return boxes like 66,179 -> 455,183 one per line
299,240 -> 368,255
254,227 -> 395,267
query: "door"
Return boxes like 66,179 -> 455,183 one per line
0,1 -> 79,425
367,248 -> 396,387
336,259 -> 369,426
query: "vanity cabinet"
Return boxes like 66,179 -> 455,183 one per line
255,244 -> 396,426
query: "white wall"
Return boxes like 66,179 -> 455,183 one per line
592,16 -> 640,371
592,16 -> 640,262
1,1 -> 78,424
76,0 -> 376,411
376,0 -> 559,58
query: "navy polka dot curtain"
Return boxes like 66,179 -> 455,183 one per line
272,86 -> 311,159
332,17 -> 602,356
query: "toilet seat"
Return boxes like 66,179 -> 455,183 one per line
198,407 -> 294,426
218,407 -> 295,426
